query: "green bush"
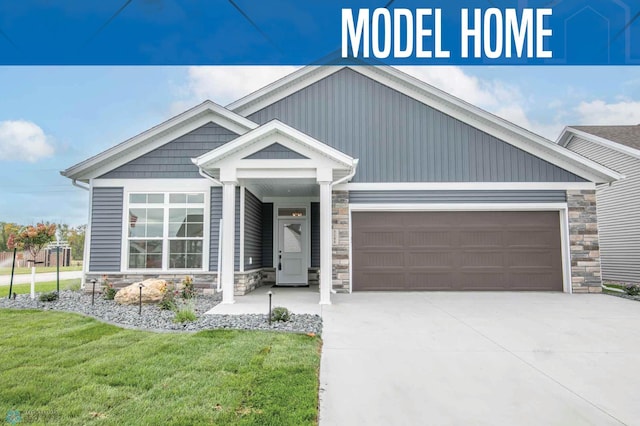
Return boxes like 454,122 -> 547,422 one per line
181,275 -> 196,299
39,291 -> 59,302
271,306 -> 291,322
625,285 -> 640,296
159,284 -> 178,311
102,283 -> 117,300
173,300 -> 197,323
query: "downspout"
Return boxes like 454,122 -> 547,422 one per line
72,179 -> 90,288
327,159 -> 359,294
197,167 -> 223,291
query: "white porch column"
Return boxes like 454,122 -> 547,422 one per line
319,179 -> 332,305
221,181 -> 237,304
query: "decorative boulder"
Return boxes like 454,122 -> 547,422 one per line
114,279 -> 167,305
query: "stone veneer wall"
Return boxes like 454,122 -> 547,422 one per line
234,270 -> 263,296
332,190 -> 350,292
567,190 -> 602,293
85,273 -> 218,293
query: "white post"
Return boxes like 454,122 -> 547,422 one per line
319,180 -> 332,305
30,265 -> 36,299
221,181 -> 237,304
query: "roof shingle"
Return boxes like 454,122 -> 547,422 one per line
571,125 -> 640,150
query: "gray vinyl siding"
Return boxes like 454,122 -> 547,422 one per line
310,202 -> 320,268
248,68 -> 585,183
89,187 -> 123,272
566,136 -> 640,282
244,190 -> 263,270
350,190 -> 567,204
262,203 -> 274,268
209,187 -> 222,271
100,122 -> 238,179
244,143 -> 308,159
208,186 -> 241,272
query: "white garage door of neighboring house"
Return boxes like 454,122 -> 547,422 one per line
351,211 -> 563,291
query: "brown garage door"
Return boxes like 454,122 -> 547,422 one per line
352,211 -> 563,291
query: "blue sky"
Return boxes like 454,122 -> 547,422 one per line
0,65 -> 638,226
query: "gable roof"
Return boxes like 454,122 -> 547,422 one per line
192,119 -> 356,170
557,126 -> 640,161
229,65 -> 622,183
61,100 -> 258,182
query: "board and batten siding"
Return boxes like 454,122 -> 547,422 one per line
566,136 -> 640,283
244,189 -> 263,270
262,203 -> 274,268
209,186 -> 242,272
100,122 -> 238,179
89,187 -> 123,272
349,190 -> 567,204
248,68 -> 585,183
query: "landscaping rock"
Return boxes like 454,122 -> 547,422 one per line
114,279 -> 167,305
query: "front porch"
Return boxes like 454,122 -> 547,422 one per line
206,284 -> 324,315
192,120 -> 358,306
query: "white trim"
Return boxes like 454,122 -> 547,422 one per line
559,208 -> 572,294
272,200 -> 312,276
349,203 -> 568,212
83,179 -> 94,286
93,179 -> 215,190
336,182 -> 596,191
62,101 -> 258,181
119,189 -> 210,274
558,127 -> 640,162
348,202 -> 571,293
239,186 -> 245,273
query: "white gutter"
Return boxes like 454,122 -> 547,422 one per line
71,179 -> 90,191
196,167 -> 224,292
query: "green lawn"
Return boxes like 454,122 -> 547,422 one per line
0,279 -> 81,298
0,310 -> 321,425
0,265 -> 83,275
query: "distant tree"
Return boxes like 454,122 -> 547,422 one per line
13,223 -> 57,263
1,222 -> 21,250
67,225 -> 86,260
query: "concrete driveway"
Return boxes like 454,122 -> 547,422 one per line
319,292 -> 640,425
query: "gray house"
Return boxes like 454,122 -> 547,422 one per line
62,66 -> 621,304
558,125 -> 640,284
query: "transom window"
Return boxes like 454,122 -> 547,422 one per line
128,192 -> 205,270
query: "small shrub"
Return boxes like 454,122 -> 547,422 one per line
625,284 -> 640,296
173,299 -> 197,323
39,291 -> 59,302
102,282 -> 117,300
159,282 -> 178,311
181,275 -> 196,299
271,306 -> 291,322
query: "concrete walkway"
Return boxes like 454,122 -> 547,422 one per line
0,271 -> 83,285
206,285 -> 324,315
319,292 -> 640,425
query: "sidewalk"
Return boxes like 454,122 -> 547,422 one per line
0,271 -> 83,285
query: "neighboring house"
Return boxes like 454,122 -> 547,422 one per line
61,66 -> 622,304
557,125 -> 640,284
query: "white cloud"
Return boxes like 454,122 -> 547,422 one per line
0,120 -> 54,162
172,66 -> 299,113
575,100 -> 640,125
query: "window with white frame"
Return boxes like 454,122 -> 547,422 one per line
128,192 -> 205,270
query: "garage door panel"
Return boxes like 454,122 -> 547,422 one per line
352,211 -> 563,291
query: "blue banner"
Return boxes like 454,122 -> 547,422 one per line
0,1 -> 637,65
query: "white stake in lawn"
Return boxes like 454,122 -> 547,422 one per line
30,265 -> 36,299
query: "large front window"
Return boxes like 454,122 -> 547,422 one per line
128,192 -> 205,270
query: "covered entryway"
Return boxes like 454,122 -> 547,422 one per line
192,120 -> 358,304
352,211 -> 563,291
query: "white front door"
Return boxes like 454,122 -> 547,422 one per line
277,219 -> 308,285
